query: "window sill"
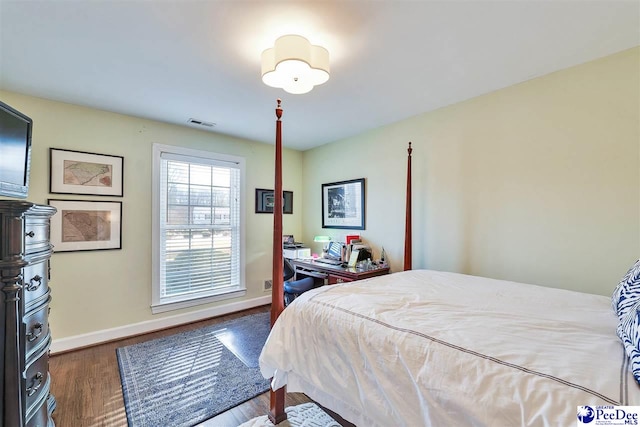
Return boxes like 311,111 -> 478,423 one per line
151,288 -> 247,314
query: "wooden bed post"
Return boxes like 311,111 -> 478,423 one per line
404,142 -> 412,271
269,99 -> 287,424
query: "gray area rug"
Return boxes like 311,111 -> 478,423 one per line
117,311 -> 271,427
235,403 -> 341,427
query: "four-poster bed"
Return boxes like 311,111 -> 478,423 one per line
264,100 -> 639,426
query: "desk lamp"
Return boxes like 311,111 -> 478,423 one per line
313,235 -> 331,256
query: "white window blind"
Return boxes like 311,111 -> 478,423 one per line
153,145 -> 245,311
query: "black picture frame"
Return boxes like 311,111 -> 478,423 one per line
321,178 -> 365,230
50,148 -> 124,196
255,189 -> 293,214
48,199 -> 123,252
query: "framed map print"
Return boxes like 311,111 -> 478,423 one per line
48,199 -> 122,252
50,148 -> 124,196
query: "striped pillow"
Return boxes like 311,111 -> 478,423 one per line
612,259 -> 640,318
617,300 -> 640,384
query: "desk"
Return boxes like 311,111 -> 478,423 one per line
290,258 -> 390,285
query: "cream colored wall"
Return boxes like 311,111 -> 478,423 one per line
301,47 -> 640,296
2,47 -> 637,342
0,91 -> 303,339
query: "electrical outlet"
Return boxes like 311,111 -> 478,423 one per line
264,279 -> 272,291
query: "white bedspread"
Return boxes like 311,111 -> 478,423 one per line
259,269 -> 638,427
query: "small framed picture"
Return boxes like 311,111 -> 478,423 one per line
48,199 -> 122,252
255,189 -> 293,214
348,249 -> 360,267
50,148 -> 124,196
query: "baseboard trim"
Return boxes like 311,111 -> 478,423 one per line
50,295 -> 272,354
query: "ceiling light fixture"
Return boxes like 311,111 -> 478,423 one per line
261,35 -> 330,95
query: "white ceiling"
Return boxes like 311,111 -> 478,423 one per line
1,1 -> 638,151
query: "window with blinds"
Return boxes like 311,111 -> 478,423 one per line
152,144 -> 245,312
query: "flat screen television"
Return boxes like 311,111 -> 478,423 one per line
0,101 -> 32,199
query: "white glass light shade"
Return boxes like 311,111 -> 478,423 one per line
261,35 -> 330,94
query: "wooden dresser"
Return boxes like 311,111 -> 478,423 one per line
0,201 -> 56,427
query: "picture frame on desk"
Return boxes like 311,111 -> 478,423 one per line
322,178 -> 365,230
348,249 -> 360,267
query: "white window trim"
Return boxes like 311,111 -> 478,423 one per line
151,143 -> 246,314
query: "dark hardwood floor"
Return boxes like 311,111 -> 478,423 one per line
49,305 -> 318,427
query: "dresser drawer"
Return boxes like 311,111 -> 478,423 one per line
24,346 -> 51,417
24,355 -> 50,415
24,297 -> 50,359
22,261 -> 49,309
24,216 -> 51,255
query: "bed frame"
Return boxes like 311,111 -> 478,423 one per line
267,99 -> 413,423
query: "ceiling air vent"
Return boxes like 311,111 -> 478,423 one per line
188,118 -> 216,128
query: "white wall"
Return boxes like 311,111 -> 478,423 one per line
0,91 -> 303,344
301,47 -> 640,296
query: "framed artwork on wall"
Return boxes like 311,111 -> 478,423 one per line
322,178 -> 365,230
50,148 -> 124,196
48,199 -> 122,252
255,189 -> 293,214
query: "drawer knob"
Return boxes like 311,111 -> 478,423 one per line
25,230 -> 35,238
27,323 -> 43,342
26,275 -> 42,292
26,372 -> 43,396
